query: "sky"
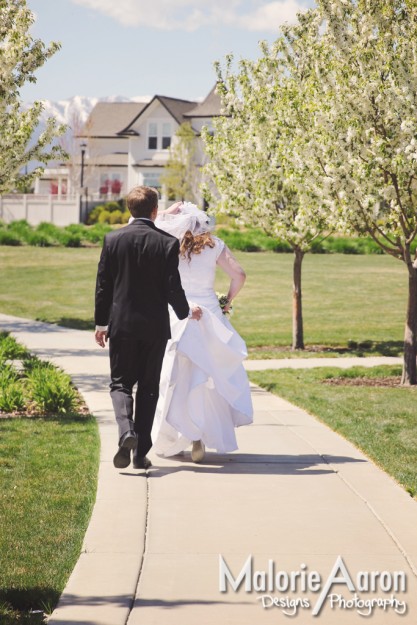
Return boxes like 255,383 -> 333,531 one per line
22,0 -> 315,104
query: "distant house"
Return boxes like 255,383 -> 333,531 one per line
35,86 -> 222,207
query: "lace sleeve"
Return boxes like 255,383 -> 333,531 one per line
213,236 -> 225,260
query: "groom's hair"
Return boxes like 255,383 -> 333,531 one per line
126,186 -> 159,218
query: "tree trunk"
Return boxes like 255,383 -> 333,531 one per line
292,248 -> 305,350
401,256 -> 417,385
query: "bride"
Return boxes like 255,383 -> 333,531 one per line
146,201 -> 253,463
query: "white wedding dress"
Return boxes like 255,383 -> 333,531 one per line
151,236 -> 253,456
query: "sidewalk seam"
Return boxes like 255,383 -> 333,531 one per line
271,399 -> 417,578
329,470 -> 417,578
126,470 -> 151,625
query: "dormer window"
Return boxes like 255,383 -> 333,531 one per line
148,122 -> 158,149
162,123 -> 172,149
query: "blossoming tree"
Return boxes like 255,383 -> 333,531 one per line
277,0 -> 417,384
203,56 -> 327,350
0,0 -> 65,194
160,122 -> 199,203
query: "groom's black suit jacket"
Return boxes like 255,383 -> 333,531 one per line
95,219 -> 189,341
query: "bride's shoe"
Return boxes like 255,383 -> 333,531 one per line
191,440 -> 205,463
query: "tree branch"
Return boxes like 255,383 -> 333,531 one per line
356,200 -> 402,259
390,172 -> 413,235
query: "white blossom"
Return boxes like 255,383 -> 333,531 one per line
0,0 -> 66,193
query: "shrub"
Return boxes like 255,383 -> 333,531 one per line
214,226 -> 397,255
36,222 -> 61,239
83,223 -> 111,243
0,332 -> 29,360
0,363 -> 18,383
358,238 -> 385,255
318,236 -> 384,255
87,204 -> 107,225
7,219 -> 31,237
310,239 -> 327,254
56,231 -> 82,247
214,214 -> 240,227
105,201 -> 123,213
358,339 -> 374,350
326,238 -> 361,254
217,229 -> 262,251
216,228 -> 394,255
121,210 -> 131,224
0,380 -> 26,412
0,340 -> 82,416
26,231 -> 55,247
23,355 -> 52,374
64,224 -> 88,237
87,201 -> 125,224
27,363 -> 78,414
272,239 -> 292,253
98,210 -> 111,224
216,228 -> 292,253
0,365 -> 25,412
0,230 -> 23,245
108,209 -> 123,225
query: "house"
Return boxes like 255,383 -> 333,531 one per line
35,85 -> 222,209
119,95 -> 198,196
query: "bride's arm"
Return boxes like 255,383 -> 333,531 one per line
216,245 -> 246,313
158,201 -> 182,217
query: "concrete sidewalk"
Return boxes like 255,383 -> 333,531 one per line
245,356 -> 403,370
1,313 -> 416,625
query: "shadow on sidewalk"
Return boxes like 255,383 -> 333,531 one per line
121,453 -> 365,478
52,317 -> 94,331
1,589 -> 243,624
1,318 -> 73,334
133,596 -> 253,608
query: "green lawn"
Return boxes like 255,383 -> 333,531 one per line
0,248 -> 413,624
0,247 -> 407,354
0,332 -> 100,624
0,415 -> 99,624
222,252 -> 406,352
249,366 -> 417,498
0,247 -> 99,330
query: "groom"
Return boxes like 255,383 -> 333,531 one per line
94,186 -> 202,469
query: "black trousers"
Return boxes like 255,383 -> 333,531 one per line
109,335 -> 167,457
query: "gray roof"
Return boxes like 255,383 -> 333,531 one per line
157,96 -> 197,124
79,102 -> 147,138
120,95 -> 197,133
133,159 -> 166,168
184,84 -> 222,118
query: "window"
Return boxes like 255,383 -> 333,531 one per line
148,123 -> 157,149
142,172 -> 161,189
100,173 -> 122,195
110,174 -> 122,195
162,123 -> 171,149
99,174 -> 110,195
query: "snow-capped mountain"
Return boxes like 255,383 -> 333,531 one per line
37,94 -> 152,128
24,94 -> 152,170
40,95 -> 100,126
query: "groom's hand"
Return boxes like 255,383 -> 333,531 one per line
190,306 -> 203,321
95,330 -> 108,348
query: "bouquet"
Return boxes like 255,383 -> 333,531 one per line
217,292 -> 233,316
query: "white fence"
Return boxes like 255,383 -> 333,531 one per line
0,194 -> 81,226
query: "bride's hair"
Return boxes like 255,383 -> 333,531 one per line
180,230 -> 215,260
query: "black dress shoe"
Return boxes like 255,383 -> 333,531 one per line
113,431 -> 138,469
132,455 -> 152,469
